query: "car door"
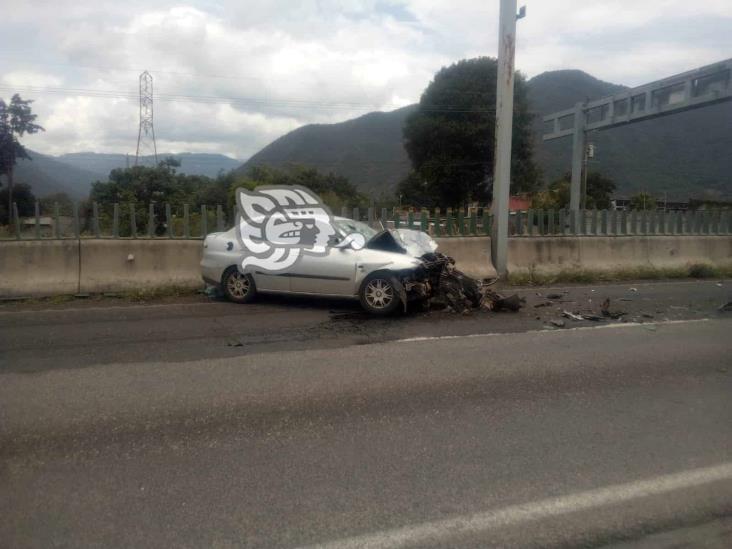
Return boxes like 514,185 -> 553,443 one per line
251,269 -> 291,293
288,247 -> 359,296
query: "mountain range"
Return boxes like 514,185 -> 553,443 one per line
8,68 -> 730,201
12,152 -> 241,199
237,105 -> 417,198
240,70 -> 732,200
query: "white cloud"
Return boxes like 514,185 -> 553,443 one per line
2,71 -> 63,88
2,0 -> 731,158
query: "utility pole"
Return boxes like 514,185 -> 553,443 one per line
491,0 -> 525,276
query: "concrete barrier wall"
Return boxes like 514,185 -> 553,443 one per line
508,236 -> 732,274
2,235 -> 730,298
0,240 -> 80,297
0,239 -> 203,298
435,236 -> 498,280
79,240 -> 203,293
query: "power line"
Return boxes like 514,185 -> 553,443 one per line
0,55 -> 505,100
0,84 -> 497,113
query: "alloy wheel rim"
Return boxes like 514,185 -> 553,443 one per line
365,279 -> 394,309
227,272 -> 250,298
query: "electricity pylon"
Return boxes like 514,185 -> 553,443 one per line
135,71 -> 158,166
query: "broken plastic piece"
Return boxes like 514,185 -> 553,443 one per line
581,314 -> 603,321
562,310 -> 584,321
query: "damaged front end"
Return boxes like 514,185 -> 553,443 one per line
365,229 -> 447,310
364,227 -> 523,314
395,253 -> 451,310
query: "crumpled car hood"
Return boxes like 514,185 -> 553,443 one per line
394,229 -> 438,257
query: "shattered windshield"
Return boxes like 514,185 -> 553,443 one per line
333,218 -> 378,241
393,229 -> 438,257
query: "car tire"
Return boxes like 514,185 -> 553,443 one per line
222,267 -> 257,304
359,272 -> 401,315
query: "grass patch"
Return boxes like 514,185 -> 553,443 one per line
508,263 -> 732,286
688,263 -> 718,278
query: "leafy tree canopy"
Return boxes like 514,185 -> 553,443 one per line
1,94 -> 44,222
39,192 -> 74,215
236,165 -> 368,211
0,182 -> 36,223
532,172 -> 616,210
398,57 -> 541,208
629,192 -> 657,211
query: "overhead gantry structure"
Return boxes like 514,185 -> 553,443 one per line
542,58 -> 732,216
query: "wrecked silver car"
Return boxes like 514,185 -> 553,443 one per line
202,217 -> 454,315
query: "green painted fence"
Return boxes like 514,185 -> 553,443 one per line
2,200 -> 731,240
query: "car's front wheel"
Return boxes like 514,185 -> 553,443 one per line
359,273 -> 401,315
222,267 -> 257,304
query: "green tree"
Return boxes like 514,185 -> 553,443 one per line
236,165 -> 367,211
629,192 -> 656,211
0,183 -> 36,222
88,158 -> 216,235
39,192 -> 74,215
399,57 -> 540,208
585,172 -> 616,209
531,178 -> 569,210
0,95 -> 44,223
531,172 -> 615,210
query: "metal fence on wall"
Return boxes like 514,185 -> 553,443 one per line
1,201 -> 731,240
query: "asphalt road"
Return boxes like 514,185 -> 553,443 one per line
1,280 -> 731,547
0,279 -> 729,373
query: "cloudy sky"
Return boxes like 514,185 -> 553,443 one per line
2,0 -> 730,161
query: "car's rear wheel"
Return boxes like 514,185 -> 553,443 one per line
222,267 -> 256,304
359,273 -> 401,315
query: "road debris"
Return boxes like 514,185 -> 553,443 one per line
491,293 -> 525,312
534,301 -> 553,308
546,293 -> 564,300
718,302 -> 732,312
549,319 -> 566,328
562,310 -> 585,321
629,287 -> 638,292
599,297 -> 627,319
428,257 -> 524,314
582,314 -> 603,322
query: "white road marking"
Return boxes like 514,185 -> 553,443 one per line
394,317 -> 711,344
305,462 -> 732,549
511,279 -> 725,292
